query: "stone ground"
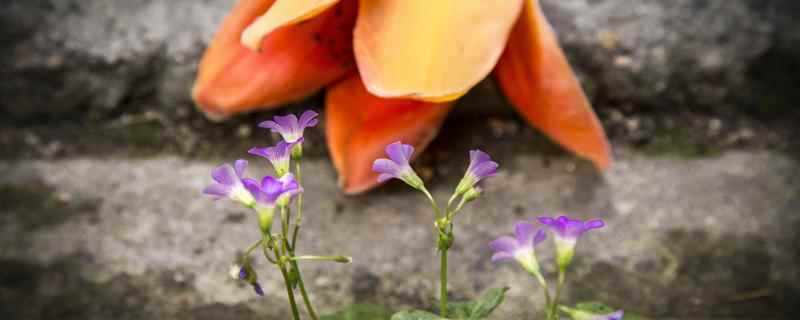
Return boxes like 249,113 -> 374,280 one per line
2,0 -> 800,319
1,114 -> 799,320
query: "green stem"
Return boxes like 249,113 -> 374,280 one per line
291,259 -> 319,320
440,248 -> 449,318
281,207 -> 290,239
243,239 -> 263,258
292,255 -> 351,263
279,263 -> 301,320
286,160 -> 318,319
264,240 -> 300,320
446,196 -> 467,221
446,193 -> 458,211
421,187 -> 442,218
533,273 -> 552,319
550,269 -> 566,320
291,161 -> 303,250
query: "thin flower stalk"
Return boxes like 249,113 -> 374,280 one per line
373,142 -> 498,318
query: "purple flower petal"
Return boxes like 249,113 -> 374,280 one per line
514,222 -> 537,246
248,147 -> 270,158
489,236 -> 517,254
242,178 -> 261,196
585,219 -> 605,230
253,282 -> 264,296
258,119 -> 280,131
211,164 -> 237,186
471,161 -> 498,179
491,252 -> 514,263
202,184 -> 230,198
539,215 -> 605,241
537,216 -> 556,225
246,174 -> 302,208
273,114 -> 299,134
372,141 -> 423,188
533,229 -> 547,245
298,110 -> 319,129
260,176 -> 284,198
469,150 -> 491,166
234,159 -> 248,178
259,111 -> 317,143
385,141 -> 413,165
278,173 -> 303,197
377,173 -> 394,183
604,310 -> 624,320
466,149 -> 498,180
372,158 -> 401,175
238,267 -> 248,280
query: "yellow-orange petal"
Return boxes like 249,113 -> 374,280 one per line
353,0 -> 523,101
192,0 -> 357,118
242,0 -> 341,50
325,74 -> 453,194
495,0 -> 612,169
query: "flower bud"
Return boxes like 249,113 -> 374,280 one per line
462,187 -> 482,203
332,256 -> 353,263
235,260 -> 265,297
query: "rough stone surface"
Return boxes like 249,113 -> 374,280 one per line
2,0 -> 799,122
1,144 -> 799,319
2,1 -> 800,319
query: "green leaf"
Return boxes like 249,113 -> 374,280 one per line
320,304 -> 393,320
390,310 -> 441,320
447,287 -> 508,320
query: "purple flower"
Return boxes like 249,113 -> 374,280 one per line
560,306 -> 623,320
456,149 -> 498,195
538,215 -> 604,269
372,141 -> 424,190
489,222 -> 546,275
243,174 -> 302,233
202,160 -> 255,206
248,139 -> 302,177
243,173 -> 303,210
594,310 -> 624,320
258,110 -> 318,143
252,282 -> 264,296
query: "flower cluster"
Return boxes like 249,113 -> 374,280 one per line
373,141 -> 499,318
201,117 -> 626,319
202,110 -> 349,317
490,215 -> 615,319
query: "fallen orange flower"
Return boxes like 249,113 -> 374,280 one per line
193,0 -> 612,194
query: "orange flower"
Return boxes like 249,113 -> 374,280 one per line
193,0 -> 611,194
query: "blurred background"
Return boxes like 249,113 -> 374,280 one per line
1,0 -> 799,319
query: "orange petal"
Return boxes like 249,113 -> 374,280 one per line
326,74 -> 453,194
353,0 -> 523,101
192,0 -> 357,118
242,0 -> 341,50
494,0 -> 612,169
